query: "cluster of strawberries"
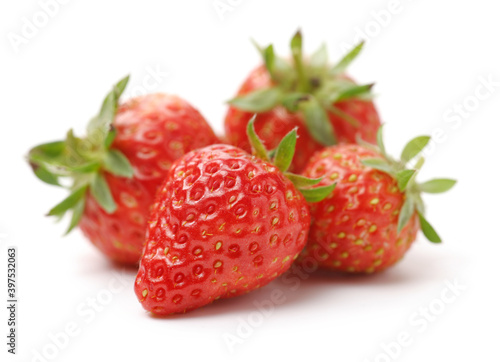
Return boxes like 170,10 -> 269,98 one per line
28,31 -> 455,315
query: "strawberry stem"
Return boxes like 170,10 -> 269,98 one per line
290,30 -> 309,93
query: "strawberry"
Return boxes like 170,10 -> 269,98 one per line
134,117 -> 334,315
28,76 -> 219,264
225,30 -> 381,172
300,128 -> 456,273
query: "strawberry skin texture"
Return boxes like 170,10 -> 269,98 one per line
300,144 -> 420,273
224,66 -> 381,172
78,94 -> 220,264
134,144 -> 310,315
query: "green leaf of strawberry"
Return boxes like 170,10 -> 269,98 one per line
309,43 -> 328,70
103,149 -> 134,178
263,45 -> 276,80
397,196 -> 414,234
376,125 -> 387,157
334,83 -> 374,103
298,184 -> 336,203
90,174 -> 117,214
417,211 -> 442,243
361,158 -> 393,174
299,96 -> 337,146
419,179 -> 457,193
330,41 -> 365,75
32,164 -> 61,186
246,116 -> 270,162
67,198 -> 85,235
47,186 -> 87,218
284,173 -> 322,188
396,169 -> 416,191
273,128 -> 297,173
400,135 -> 430,164
228,87 -> 283,112
87,75 -> 130,143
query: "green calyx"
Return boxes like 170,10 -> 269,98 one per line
27,76 -> 132,234
360,126 -> 457,243
229,30 -> 374,147
246,115 -> 335,203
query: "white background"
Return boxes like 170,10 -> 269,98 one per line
1,0 -> 499,361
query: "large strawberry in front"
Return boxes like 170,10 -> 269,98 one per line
135,118 -> 334,315
225,31 -> 381,172
28,76 -> 219,264
300,129 -> 456,273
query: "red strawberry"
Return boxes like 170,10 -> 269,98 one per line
134,118 -> 334,315
225,31 -> 381,172
300,128 -> 456,273
28,76 -> 219,264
